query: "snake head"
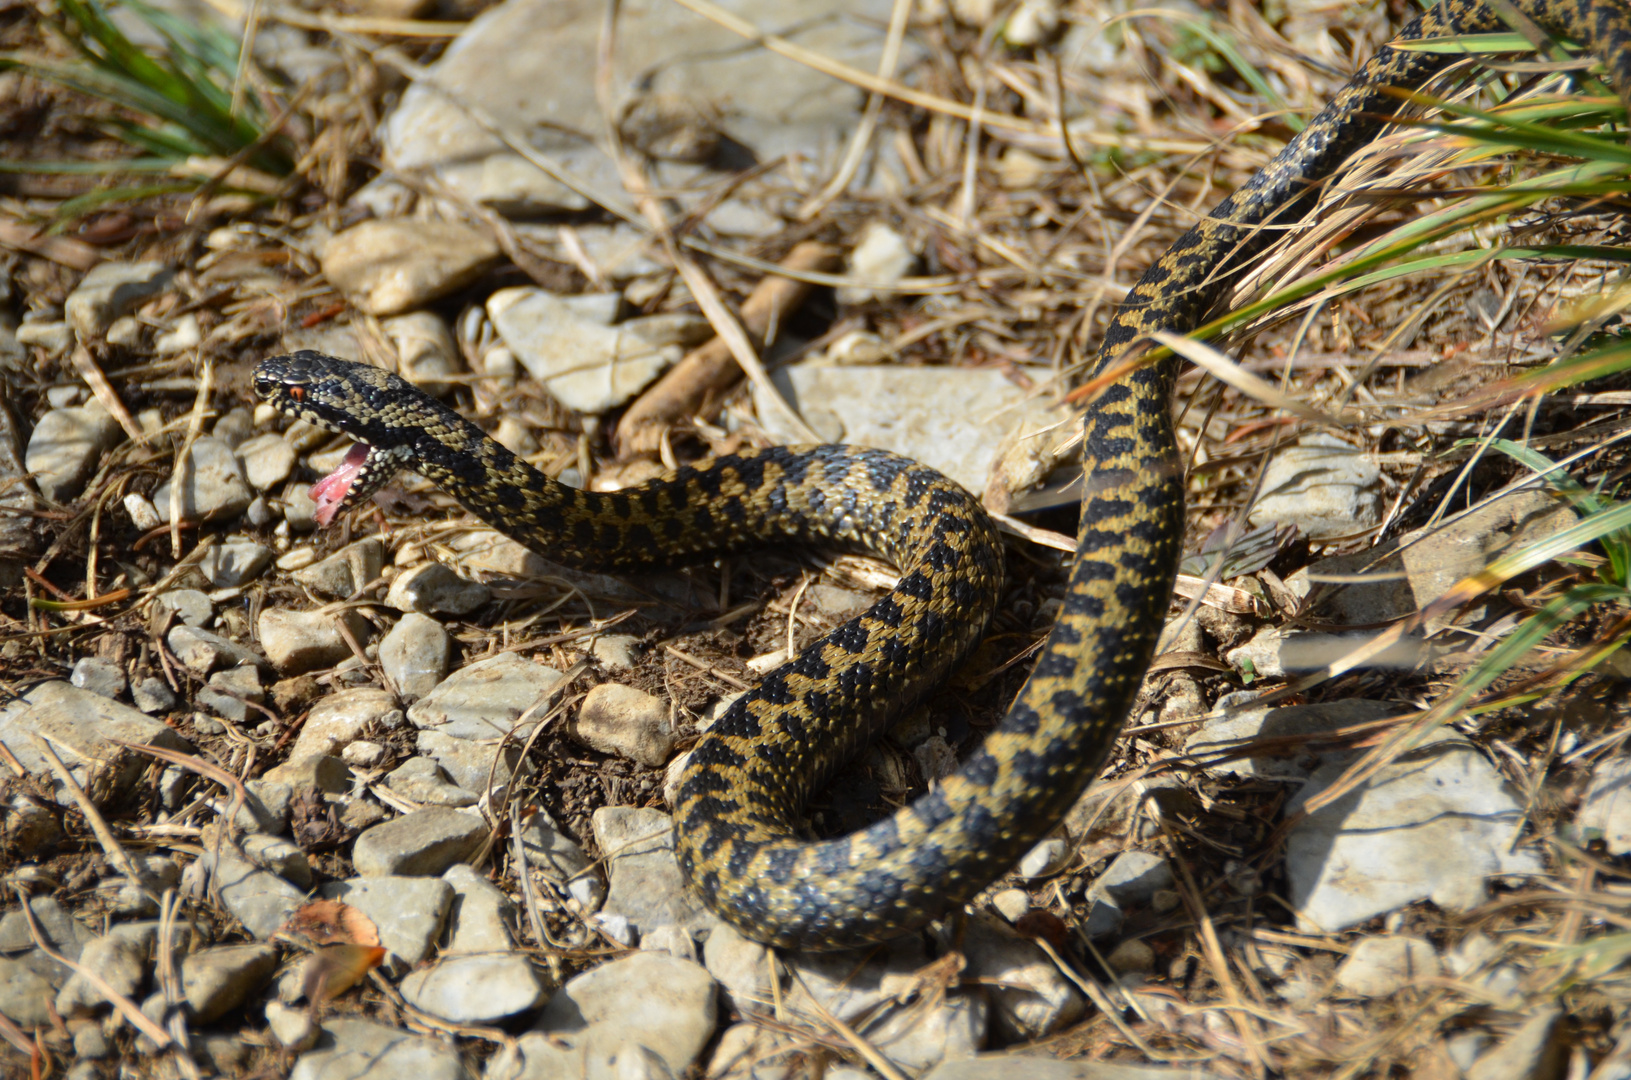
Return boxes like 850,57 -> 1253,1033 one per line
253,351 -> 420,527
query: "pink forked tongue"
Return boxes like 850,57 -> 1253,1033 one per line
309,443 -> 370,527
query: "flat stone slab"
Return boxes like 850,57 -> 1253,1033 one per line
399,954 -> 545,1024
406,652 -> 563,740
1183,698 -> 1400,780
290,1018 -> 472,1080
754,363 -> 1066,494
1286,731 -> 1541,933
318,876 -> 453,968
0,681 -> 192,805
351,807 -> 486,878
381,0 -> 909,217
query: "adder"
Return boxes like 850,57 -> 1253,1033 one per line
255,0 -> 1631,950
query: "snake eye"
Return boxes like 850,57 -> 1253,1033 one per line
289,386 -> 305,403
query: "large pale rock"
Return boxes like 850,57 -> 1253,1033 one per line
1286,731 -> 1541,932
0,681 -> 191,805
351,806 -> 486,877
66,260 -> 174,339
755,363 -> 1066,493
26,404 -> 122,502
380,0 -> 910,218
153,436 -> 253,522
406,652 -> 563,740
1248,433 -> 1380,541
321,220 -> 500,316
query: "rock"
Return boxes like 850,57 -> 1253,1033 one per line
16,320 -> 71,357
1467,1007 -> 1566,1080
924,1062 -> 1224,1080
123,491 -> 161,529
442,864 -> 518,952
775,936 -> 985,1070
0,896 -> 88,956
400,953 -> 546,1024
72,1024 -> 110,1060
257,607 -> 371,673
381,612 -> 452,700
264,753 -> 352,793
211,848 -> 306,939
5,796 -> 63,850
518,808 -> 596,890
1333,935 -> 1440,998
488,287 -> 706,413
589,634 -> 640,671
1107,939 -> 1156,975
343,740 -> 386,768
166,624 -> 268,674
26,404 -> 122,502
1286,731 -> 1541,932
155,312 -> 201,354
0,954 -> 58,1026
238,777 -> 293,834
289,686 -> 401,760
386,757 -> 478,807
317,876 -> 453,968
321,220 -> 501,316
266,999 -> 319,1050
755,363 -> 1067,493
70,656 -> 125,699
572,683 -> 675,766
837,221 -> 917,304
1018,837 -> 1068,878
152,436 -> 253,522
0,681 -> 192,805
65,261 -> 174,339
1003,0 -> 1060,45
1285,487 -> 1575,629
290,1018 -> 472,1080
383,312 -> 462,393
535,951 -> 716,1076
380,0 -> 907,220
594,806 -> 720,939
130,676 -> 177,714
1443,932 -> 1522,1006
959,913 -> 1084,1041
991,888 -> 1031,924
281,480 -> 320,531
180,943 -> 278,1022
235,432 -> 298,491
406,652 -> 563,740
154,588 -> 213,627
1577,754 -> 1631,854
1183,699 -> 1399,780
352,806 -> 486,877
242,832 -> 313,888
213,407 -> 255,449
292,538 -> 384,599
199,665 -> 264,723
1248,433 -> 1380,541
1092,851 -> 1174,909
385,561 -> 491,616
415,729 -> 517,796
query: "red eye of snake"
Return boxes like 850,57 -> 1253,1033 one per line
290,386 -> 305,403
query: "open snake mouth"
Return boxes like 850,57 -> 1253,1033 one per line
309,442 -> 372,527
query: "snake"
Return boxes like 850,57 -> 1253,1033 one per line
254,0 -> 1631,951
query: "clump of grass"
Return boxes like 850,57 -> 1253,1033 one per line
0,0 -> 294,211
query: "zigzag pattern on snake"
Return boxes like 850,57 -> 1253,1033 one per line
255,0 -> 1631,950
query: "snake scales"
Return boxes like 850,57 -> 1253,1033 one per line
255,0 -> 1631,951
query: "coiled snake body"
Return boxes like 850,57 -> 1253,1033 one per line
256,0 -> 1631,951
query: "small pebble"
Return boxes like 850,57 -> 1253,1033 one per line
342,740 -> 387,768
70,656 -> 126,699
